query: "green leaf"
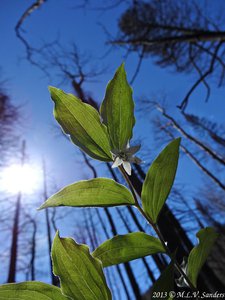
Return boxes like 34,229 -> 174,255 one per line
100,63 -> 135,150
92,232 -> 165,267
52,231 -> 112,300
187,227 -> 218,287
38,178 -> 135,210
141,138 -> 181,223
49,86 -> 112,161
150,261 -> 174,300
0,281 -> 68,300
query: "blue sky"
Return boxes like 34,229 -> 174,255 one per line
1,0 -> 224,190
1,0 -> 225,293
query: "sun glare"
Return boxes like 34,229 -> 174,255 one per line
0,164 -> 41,194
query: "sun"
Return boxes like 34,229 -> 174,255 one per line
0,164 -> 41,194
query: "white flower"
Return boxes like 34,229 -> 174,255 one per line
112,157 -> 132,175
111,144 -> 142,176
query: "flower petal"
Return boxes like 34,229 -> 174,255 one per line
123,161 -> 131,175
112,157 -> 123,168
126,145 -> 141,155
129,156 -> 142,164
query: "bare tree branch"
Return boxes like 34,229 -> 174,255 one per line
178,41 -> 223,110
130,49 -> 145,84
189,44 -> 210,103
113,1 -> 225,110
156,103 -> 225,166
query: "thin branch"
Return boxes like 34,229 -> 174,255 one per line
189,44 -> 210,103
14,0 -> 49,73
130,49 -> 145,85
178,41 -> 223,111
162,126 -> 225,191
181,144 -> 225,191
194,42 -> 225,86
182,112 -> 225,149
15,0 -> 47,32
156,104 -> 225,166
81,152 -> 97,178
111,31 -> 225,47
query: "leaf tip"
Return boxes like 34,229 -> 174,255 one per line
53,230 -> 60,245
37,203 -> 45,211
168,137 -> 181,155
49,87 -> 56,101
174,137 -> 181,146
117,62 -> 126,74
37,200 -> 49,211
48,86 -> 63,104
48,85 -> 57,94
120,61 -> 125,69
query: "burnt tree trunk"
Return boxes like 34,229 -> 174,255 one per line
7,192 -> 21,283
104,207 -> 142,299
108,164 -> 167,272
95,208 -> 128,300
42,159 -> 59,286
7,141 -> 26,283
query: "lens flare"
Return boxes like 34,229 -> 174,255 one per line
0,164 -> 41,194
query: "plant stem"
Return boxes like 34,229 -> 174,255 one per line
137,204 -> 197,292
119,166 -> 139,205
118,165 -> 198,294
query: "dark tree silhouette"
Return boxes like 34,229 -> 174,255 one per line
152,102 -> 225,192
0,84 -> 20,167
182,112 -> 225,149
15,0 -> 48,69
148,101 -> 225,290
114,0 -> 225,110
25,214 -> 37,281
41,159 -> 59,286
7,141 -> 26,283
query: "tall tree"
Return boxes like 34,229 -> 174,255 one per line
7,141 -> 26,283
114,0 -> 225,110
0,83 -> 20,167
81,152 -> 143,299
149,102 -> 225,290
153,102 -> 225,192
41,159 -> 59,286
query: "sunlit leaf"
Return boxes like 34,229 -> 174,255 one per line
92,232 -> 165,267
38,178 -> 135,210
49,86 -> 112,161
52,231 -> 112,300
100,63 -> 135,150
150,260 -> 174,300
187,227 -> 218,287
141,138 -> 181,223
0,281 -> 68,300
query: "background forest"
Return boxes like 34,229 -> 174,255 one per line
0,0 -> 225,299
